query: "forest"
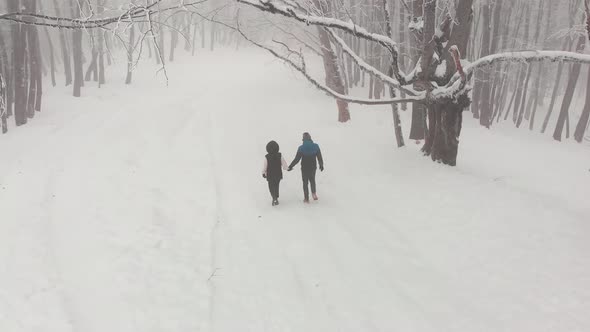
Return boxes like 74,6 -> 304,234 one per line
1,1 -> 590,331
0,0 -> 589,166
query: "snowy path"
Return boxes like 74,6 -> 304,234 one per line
1,50 -> 590,331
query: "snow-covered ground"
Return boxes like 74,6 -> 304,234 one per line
1,49 -> 589,332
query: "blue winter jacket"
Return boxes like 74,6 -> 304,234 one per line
289,140 -> 324,171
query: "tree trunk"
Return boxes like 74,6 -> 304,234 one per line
192,20 -> 198,56
98,30 -> 106,86
210,21 -> 215,51
313,0 -> 350,123
158,27 -> 165,65
553,35 -> 585,141
574,66 -> 590,142
0,25 -> 13,118
84,49 -> 98,82
0,74 -> 7,134
97,0 -> 106,85
515,63 -> 533,127
27,0 -> 42,114
541,39 -> 570,133
43,27 -> 57,87
71,0 -> 84,97
201,21 -> 206,49
527,63 -> 544,130
516,0 -> 544,128
53,0 -> 72,86
13,0 -> 28,126
383,0 -> 404,147
477,0 -> 492,128
422,0 -> 473,166
126,25 -> 135,85
397,0 -> 407,111
169,19 -> 178,62
408,0 -> 426,140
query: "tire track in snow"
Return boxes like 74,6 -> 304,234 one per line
202,104 -> 229,332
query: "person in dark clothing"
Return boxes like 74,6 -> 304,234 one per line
262,140 -> 288,206
288,132 -> 324,203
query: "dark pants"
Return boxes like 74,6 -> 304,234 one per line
268,178 -> 281,200
302,168 -> 316,200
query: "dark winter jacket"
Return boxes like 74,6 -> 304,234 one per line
263,141 -> 288,181
289,140 -> 323,171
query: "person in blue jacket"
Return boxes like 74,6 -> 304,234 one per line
288,132 -> 324,203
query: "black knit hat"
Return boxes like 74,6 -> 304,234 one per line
266,140 -> 279,153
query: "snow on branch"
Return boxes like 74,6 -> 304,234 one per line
326,29 -> 422,97
434,50 -> 590,100
237,0 -> 398,50
230,21 -> 422,105
0,0 -> 207,30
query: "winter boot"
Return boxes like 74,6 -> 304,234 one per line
312,193 -> 318,201
303,198 -> 310,204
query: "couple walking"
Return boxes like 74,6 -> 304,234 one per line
262,132 -> 324,206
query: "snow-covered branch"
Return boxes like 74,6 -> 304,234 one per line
0,0 -> 207,30
233,23 -> 422,106
440,50 -> 590,98
237,0 -> 397,50
326,29 -> 421,97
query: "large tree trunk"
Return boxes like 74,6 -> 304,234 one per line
313,0 -> 350,123
422,0 -> 473,166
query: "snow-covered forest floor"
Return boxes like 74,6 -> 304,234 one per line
1,49 -> 589,332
